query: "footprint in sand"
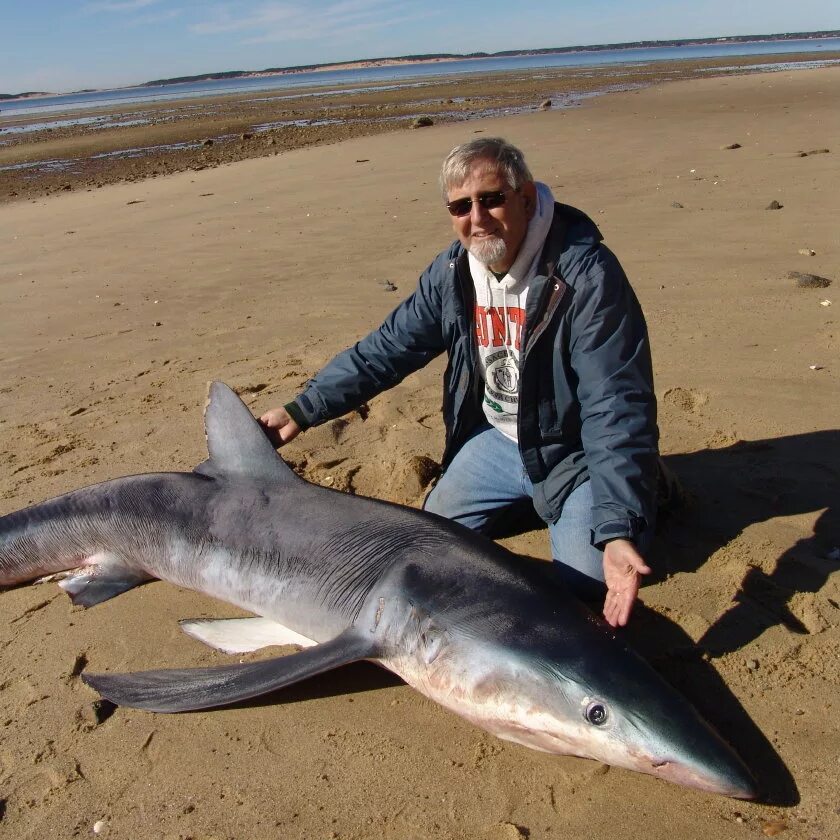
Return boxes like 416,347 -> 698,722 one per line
0,749 -> 13,782
325,405 -> 368,443
385,454 -> 440,503
662,386 -> 708,413
488,823 -> 530,840
787,591 -> 836,635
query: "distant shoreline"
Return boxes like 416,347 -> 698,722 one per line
139,30 -> 840,87
2,29 -> 839,100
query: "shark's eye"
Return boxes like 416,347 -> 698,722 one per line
585,701 -> 608,726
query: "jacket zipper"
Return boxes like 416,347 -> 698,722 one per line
515,269 -> 567,472
443,254 -> 479,464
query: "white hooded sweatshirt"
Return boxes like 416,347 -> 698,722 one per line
468,181 -> 555,441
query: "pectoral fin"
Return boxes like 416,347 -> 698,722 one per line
180,616 -> 317,653
56,554 -> 154,607
82,628 -> 377,713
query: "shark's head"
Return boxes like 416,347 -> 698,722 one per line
381,555 -> 758,800
467,617 -> 758,799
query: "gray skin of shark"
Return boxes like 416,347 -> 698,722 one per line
0,382 -> 757,799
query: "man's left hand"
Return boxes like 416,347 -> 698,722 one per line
602,539 -> 651,628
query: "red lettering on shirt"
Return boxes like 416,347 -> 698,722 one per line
507,307 -> 525,350
489,307 -> 507,347
474,304 -> 525,349
474,306 -> 489,347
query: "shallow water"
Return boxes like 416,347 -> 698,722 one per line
0,84 -> 644,174
698,57 -> 840,72
0,115 -> 152,136
3,37 -> 839,119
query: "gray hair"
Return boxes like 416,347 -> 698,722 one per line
439,137 -> 533,198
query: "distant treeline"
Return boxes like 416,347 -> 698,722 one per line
0,91 -> 49,100
141,30 -> 840,87
2,30 -> 838,100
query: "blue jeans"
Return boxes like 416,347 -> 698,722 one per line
424,424 -> 611,587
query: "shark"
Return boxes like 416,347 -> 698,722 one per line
0,382 -> 757,798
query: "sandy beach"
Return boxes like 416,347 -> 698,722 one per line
1,65 -> 838,839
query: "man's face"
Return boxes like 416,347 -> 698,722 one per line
446,161 -> 536,274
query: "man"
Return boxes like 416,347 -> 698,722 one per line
260,137 -> 659,627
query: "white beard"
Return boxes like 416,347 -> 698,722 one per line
469,236 -> 507,268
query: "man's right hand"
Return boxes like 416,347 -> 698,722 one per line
601,539 -> 651,628
258,406 -> 301,447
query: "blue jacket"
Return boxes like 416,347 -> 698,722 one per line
289,203 -> 659,547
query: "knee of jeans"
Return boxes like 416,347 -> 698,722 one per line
422,478 -> 495,535
422,480 -> 449,517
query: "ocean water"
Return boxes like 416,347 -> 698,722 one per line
2,37 -> 840,119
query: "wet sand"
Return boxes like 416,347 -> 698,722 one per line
1,65 -> 839,839
2,53 -> 839,203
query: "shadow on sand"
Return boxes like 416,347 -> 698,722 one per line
660,430 -> 839,653
640,429 -> 838,804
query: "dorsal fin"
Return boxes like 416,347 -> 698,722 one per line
198,381 -> 300,484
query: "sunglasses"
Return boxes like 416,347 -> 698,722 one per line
446,189 -> 514,217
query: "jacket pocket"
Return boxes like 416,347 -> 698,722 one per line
534,350 -> 578,440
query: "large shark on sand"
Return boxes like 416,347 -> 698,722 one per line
0,382 -> 757,798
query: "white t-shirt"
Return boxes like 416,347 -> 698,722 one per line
469,182 -> 555,441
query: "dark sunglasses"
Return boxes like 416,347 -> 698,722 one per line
446,189 -> 514,217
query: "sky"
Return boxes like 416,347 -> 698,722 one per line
2,0 -> 839,94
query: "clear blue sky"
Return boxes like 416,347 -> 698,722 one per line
2,0 -> 839,93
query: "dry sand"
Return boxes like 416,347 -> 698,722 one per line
1,67 -> 839,839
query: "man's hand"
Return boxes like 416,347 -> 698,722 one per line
602,538 -> 651,628
258,406 -> 301,447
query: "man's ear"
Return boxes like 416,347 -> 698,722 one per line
523,181 -> 538,218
